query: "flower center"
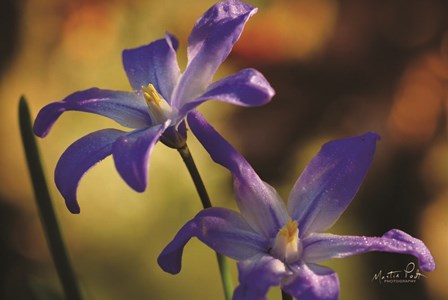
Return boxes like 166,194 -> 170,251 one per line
270,219 -> 301,263
142,84 -> 173,124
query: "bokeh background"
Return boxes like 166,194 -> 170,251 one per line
1,0 -> 448,299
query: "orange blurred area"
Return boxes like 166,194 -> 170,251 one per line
233,0 -> 338,62
61,3 -> 120,63
388,52 -> 445,145
1,0 -> 448,299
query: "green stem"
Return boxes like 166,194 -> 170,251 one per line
19,96 -> 83,300
282,289 -> 293,300
178,144 -> 233,300
216,252 -> 233,300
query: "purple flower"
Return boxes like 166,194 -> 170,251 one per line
33,0 -> 274,214
158,111 -> 435,300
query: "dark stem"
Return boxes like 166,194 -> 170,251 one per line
178,145 -> 212,208
178,144 -> 233,300
282,289 -> 293,300
19,96 -> 83,300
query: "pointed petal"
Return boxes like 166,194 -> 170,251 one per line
122,33 -> 181,101
33,88 -> 150,137
282,263 -> 339,300
288,132 -> 380,236
158,207 -> 268,274
187,111 -> 289,238
179,68 -> 275,114
234,254 -> 288,300
172,0 -> 257,106
55,129 -> 126,213
302,229 -> 435,272
112,123 -> 168,192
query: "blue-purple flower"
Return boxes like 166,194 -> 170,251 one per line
33,0 -> 274,213
158,111 -> 435,300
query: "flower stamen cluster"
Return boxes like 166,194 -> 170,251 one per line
142,84 -> 173,124
271,219 -> 301,264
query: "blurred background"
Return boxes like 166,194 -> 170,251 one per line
1,0 -> 447,299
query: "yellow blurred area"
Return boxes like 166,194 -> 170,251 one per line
1,0 -> 447,299
421,193 -> 448,300
420,139 -> 448,300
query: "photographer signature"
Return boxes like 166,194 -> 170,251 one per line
371,262 -> 427,284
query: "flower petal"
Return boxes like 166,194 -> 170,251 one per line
33,88 -> 150,137
282,262 -> 339,300
187,111 -> 289,238
288,132 -> 380,236
179,68 -> 275,114
112,123 -> 168,192
234,254 -> 288,300
55,129 -> 126,213
122,33 -> 181,101
158,207 -> 268,274
171,0 -> 257,106
302,229 -> 435,272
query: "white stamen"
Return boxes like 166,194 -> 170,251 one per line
271,219 -> 301,263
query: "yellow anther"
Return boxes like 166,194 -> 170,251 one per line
271,219 -> 301,263
142,84 -> 162,107
278,219 -> 298,243
141,84 -> 172,124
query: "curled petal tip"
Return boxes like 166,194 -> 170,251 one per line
157,223 -> 193,275
157,250 -> 182,275
67,202 -> 81,214
33,103 -> 63,138
351,132 -> 381,146
133,184 -> 147,193
384,229 -> 436,272
363,131 -> 381,141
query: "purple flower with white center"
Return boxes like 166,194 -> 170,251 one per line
33,0 -> 274,214
158,111 -> 435,300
